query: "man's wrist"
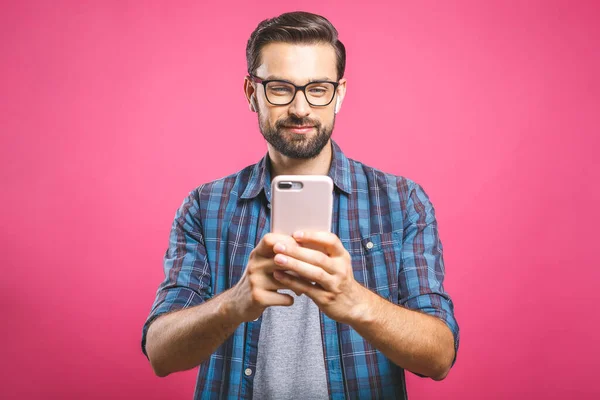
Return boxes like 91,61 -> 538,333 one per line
347,283 -> 380,327
216,288 -> 245,325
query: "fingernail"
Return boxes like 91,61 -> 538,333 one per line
274,254 -> 287,264
273,270 -> 285,280
293,231 -> 304,239
274,243 -> 286,252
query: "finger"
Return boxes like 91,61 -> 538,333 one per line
292,231 -> 346,257
253,233 -> 293,256
273,241 -> 336,274
273,253 -> 335,291
273,270 -> 326,300
274,271 -> 314,296
257,290 -> 294,307
250,263 -> 293,289
262,274 -> 291,291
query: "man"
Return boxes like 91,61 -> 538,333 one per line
142,11 -> 459,399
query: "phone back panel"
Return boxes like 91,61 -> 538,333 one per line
271,175 -> 334,235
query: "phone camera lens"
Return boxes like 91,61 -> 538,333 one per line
278,182 -> 293,189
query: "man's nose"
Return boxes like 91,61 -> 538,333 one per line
288,90 -> 311,118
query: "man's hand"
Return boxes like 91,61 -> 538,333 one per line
145,232 -> 307,377
270,231 -> 372,325
270,231 -> 455,379
229,233 -> 304,322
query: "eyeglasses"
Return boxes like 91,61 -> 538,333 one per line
249,75 -> 339,107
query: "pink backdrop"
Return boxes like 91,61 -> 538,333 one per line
2,1 -> 599,399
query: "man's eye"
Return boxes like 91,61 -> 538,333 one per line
270,86 -> 293,94
308,87 -> 329,96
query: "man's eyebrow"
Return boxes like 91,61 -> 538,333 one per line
265,75 -> 335,83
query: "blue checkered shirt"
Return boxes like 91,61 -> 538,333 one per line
142,140 -> 459,399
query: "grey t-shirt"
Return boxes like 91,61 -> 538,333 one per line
253,289 -> 329,399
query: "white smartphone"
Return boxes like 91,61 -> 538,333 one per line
271,175 -> 334,236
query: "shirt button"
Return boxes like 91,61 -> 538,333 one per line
245,368 -> 253,376
365,241 -> 374,250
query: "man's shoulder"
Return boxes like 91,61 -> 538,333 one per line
347,156 -> 418,196
346,157 -> 437,227
189,162 -> 258,199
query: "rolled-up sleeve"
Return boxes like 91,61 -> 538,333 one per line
399,181 -> 460,363
141,190 -> 212,357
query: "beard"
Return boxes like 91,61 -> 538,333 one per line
258,112 -> 334,159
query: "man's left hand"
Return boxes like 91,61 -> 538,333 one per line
271,231 -> 372,325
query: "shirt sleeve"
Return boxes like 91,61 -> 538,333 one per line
399,181 -> 460,365
141,190 -> 212,358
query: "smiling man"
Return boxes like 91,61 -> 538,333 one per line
142,11 -> 459,399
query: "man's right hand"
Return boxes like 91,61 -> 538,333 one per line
228,233 -> 298,322
145,233 -> 308,376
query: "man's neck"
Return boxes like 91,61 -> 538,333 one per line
268,140 -> 333,177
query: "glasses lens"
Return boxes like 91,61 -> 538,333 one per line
305,82 -> 336,106
265,81 -> 295,105
264,81 -> 336,106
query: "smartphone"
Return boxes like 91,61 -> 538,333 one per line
271,175 -> 334,236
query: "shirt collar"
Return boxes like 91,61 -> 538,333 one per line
240,139 -> 353,200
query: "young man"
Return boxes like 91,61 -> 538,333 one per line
142,11 -> 459,399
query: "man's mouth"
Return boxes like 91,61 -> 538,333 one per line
282,125 -> 315,134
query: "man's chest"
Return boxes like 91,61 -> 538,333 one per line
202,196 -> 404,302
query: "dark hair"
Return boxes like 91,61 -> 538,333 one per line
246,11 -> 346,80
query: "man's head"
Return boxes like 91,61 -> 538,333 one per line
244,12 -> 347,159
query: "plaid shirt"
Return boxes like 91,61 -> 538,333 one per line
142,140 -> 459,399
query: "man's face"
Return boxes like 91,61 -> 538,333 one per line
249,43 -> 345,159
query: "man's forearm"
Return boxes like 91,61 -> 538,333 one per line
349,286 -> 455,380
145,289 -> 242,377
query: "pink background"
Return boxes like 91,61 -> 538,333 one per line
2,1 -> 599,399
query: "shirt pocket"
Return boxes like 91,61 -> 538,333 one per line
345,230 -> 402,304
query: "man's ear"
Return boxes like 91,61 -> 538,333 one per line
244,76 -> 257,112
334,78 -> 347,114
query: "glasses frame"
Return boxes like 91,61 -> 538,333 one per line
249,75 -> 340,107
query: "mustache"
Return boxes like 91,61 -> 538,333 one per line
275,116 -> 321,129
